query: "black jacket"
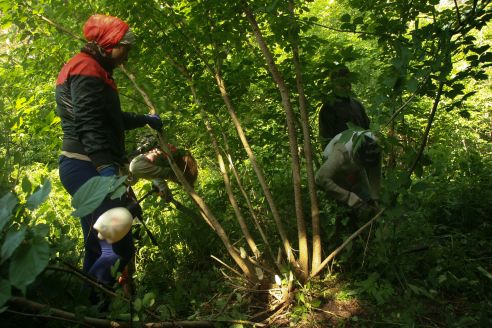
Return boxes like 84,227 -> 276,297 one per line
55,52 -> 148,167
318,96 -> 370,150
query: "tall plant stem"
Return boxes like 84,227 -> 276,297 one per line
288,0 -> 322,272
190,77 -> 260,259
122,65 -> 258,283
222,135 -> 280,269
408,81 -> 444,177
149,5 -> 298,270
243,0 -> 308,280
214,69 -> 298,271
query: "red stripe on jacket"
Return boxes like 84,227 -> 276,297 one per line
56,52 -> 116,90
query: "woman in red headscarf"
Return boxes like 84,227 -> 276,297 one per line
55,15 -> 161,296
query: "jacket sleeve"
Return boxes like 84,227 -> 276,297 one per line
315,144 -> 351,203
70,74 -> 112,166
129,154 -> 172,181
122,112 -> 149,130
318,103 -> 336,150
352,99 -> 370,129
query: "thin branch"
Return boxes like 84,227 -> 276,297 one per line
8,296 -> 219,327
298,18 -> 392,38
242,0 -> 308,280
197,76 -> 260,258
313,307 -> 345,318
408,80 -> 444,177
384,73 -> 432,128
51,261 -> 162,321
148,2 -> 293,277
48,264 -> 119,299
8,297 -> 123,328
214,288 -> 239,318
288,0 -> 322,273
24,5 -> 84,42
5,309 -> 92,327
453,0 -> 462,26
120,66 -> 157,114
214,68 -> 298,272
361,222 -> 374,268
311,208 -> 386,277
211,255 -> 244,278
225,152 -> 279,268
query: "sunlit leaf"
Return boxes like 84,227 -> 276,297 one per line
0,193 -> 17,231
1,227 -> 27,264
21,177 -> 32,194
142,292 -> 155,308
9,236 -> 50,294
71,176 -> 116,218
26,179 -> 51,210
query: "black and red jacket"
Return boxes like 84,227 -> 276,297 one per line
55,52 -> 147,168
318,96 -> 370,150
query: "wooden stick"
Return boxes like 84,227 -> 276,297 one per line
311,208 -> 386,277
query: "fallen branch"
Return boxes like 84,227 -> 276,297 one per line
311,208 -> 386,277
8,296 -> 217,327
211,255 -> 243,278
50,261 -> 162,321
250,298 -> 290,324
5,309 -> 92,327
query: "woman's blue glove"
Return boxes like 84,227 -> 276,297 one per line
97,164 -> 119,176
145,114 -> 163,131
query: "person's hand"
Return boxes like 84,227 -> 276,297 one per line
354,199 -> 380,219
145,114 -> 163,131
369,199 -> 380,211
152,181 -> 173,202
347,192 -> 363,208
97,164 -> 119,176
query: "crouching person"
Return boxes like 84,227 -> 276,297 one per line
315,131 -> 381,217
129,143 -> 198,200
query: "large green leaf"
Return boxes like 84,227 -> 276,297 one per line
406,77 -> 418,93
0,279 -> 11,310
26,179 -> 51,211
0,193 -> 17,232
71,176 -> 117,218
110,175 -> 128,193
33,223 -> 49,238
1,227 -> 26,265
9,236 -> 50,294
21,176 -> 32,194
110,185 -> 128,200
340,13 -> 351,22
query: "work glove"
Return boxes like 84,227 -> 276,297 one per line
97,164 -> 119,176
368,198 -> 380,211
144,114 -> 163,131
346,192 -> 363,208
354,198 -> 380,220
152,180 -> 173,202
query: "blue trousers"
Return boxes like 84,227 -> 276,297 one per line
58,156 -> 134,286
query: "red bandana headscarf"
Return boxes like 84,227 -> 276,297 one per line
83,14 -> 129,53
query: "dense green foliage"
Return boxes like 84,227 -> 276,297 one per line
1,0 -> 491,326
